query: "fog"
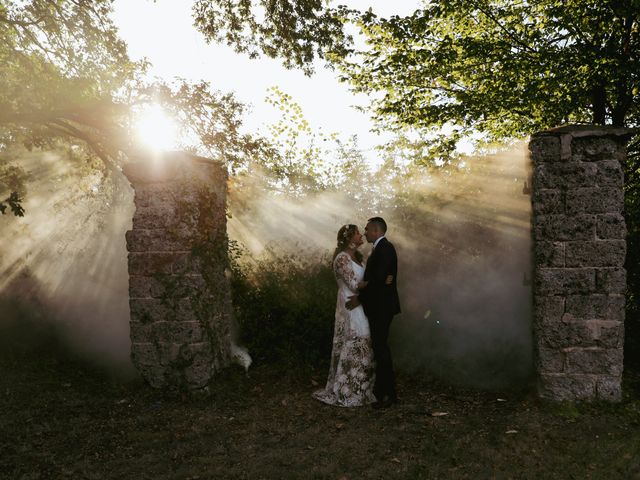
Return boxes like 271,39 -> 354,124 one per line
0,150 -> 135,374
1,142 -> 532,388
229,143 -> 533,388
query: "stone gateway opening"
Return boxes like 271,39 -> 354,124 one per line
122,126 -> 632,402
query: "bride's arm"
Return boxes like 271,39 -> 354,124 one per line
334,253 -> 359,293
358,276 -> 393,290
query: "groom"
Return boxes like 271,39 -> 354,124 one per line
346,217 -> 401,408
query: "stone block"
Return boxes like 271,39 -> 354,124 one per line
533,296 -> 565,323
129,275 -> 165,299
535,320 -> 581,349
595,268 -> 627,293
564,240 -> 626,267
534,268 -> 596,295
129,297 -> 196,323
529,135 -> 561,163
596,214 -> 627,239
131,362 -> 168,389
132,205 -> 179,229
585,320 -> 624,349
571,136 -> 626,162
130,321 -> 205,344
130,342 -> 159,366
532,189 -> 564,214
165,274 -> 209,298
538,373 -> 596,401
565,188 -> 623,215
595,376 -> 623,401
564,294 -> 626,321
534,241 -> 565,267
564,347 -> 623,375
535,317 -> 624,349
128,252 -> 182,276
171,253 -> 204,275
535,346 -> 565,373
181,343 -> 215,388
594,160 -> 624,187
534,163 -> 596,190
126,228 -> 195,253
533,214 -> 596,241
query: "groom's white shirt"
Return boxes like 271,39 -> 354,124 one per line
372,235 -> 385,250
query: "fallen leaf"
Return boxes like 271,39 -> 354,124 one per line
430,412 -> 449,417
505,430 -> 518,434
497,398 -> 507,402
391,457 -> 401,464
335,422 -> 344,429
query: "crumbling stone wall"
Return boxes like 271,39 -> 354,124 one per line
530,125 -> 631,401
123,152 -> 232,390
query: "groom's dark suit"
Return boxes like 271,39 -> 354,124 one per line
359,237 -> 400,401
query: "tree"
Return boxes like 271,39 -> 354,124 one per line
193,0 -> 640,133
192,0 -> 354,75
193,0 -> 640,358
0,0 -> 274,216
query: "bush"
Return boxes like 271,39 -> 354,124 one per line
230,247 -> 337,368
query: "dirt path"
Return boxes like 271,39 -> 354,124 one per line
2,351 -> 640,479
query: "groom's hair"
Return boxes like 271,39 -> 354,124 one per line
368,216 -> 387,233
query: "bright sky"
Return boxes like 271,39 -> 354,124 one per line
111,1 -> 423,161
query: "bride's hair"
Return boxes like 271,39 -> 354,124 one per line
333,224 -> 363,263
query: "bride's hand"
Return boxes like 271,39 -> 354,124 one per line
358,280 -> 368,289
385,275 -> 394,285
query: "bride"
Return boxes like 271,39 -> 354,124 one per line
312,224 -> 377,407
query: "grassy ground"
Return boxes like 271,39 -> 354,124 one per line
2,346 -> 640,480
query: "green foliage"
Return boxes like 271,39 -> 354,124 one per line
191,0 -> 640,367
192,1 -> 640,131
340,1 -> 640,137
230,248 -> 336,367
0,1 -> 277,214
0,191 -> 24,216
193,0 -> 355,75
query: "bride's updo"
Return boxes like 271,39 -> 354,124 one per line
333,224 -> 363,263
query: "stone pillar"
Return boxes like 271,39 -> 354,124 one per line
529,125 -> 631,401
123,152 -> 232,391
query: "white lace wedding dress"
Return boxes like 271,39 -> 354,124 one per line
312,251 -> 376,407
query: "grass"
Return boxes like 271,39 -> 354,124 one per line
2,344 -> 640,480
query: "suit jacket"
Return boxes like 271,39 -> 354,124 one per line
359,237 -> 401,319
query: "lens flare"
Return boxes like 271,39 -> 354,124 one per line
135,104 -> 179,151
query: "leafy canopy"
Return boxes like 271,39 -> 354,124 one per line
0,0 -> 273,215
193,0 -> 640,135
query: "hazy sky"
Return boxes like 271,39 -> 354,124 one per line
111,1 -> 423,160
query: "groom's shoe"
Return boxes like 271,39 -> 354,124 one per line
372,395 -> 396,409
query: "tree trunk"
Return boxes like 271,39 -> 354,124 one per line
591,82 -> 607,125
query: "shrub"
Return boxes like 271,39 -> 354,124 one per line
230,246 -> 337,368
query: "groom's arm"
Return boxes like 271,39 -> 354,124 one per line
347,246 -> 392,310
364,244 -> 394,288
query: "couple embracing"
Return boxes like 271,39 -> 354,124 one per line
313,217 -> 401,409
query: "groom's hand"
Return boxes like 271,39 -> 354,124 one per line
345,295 -> 361,310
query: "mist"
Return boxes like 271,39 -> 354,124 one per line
229,143 -> 533,388
1,141 -> 532,388
0,149 -> 135,374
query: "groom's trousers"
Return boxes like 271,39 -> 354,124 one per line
369,313 -> 396,400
